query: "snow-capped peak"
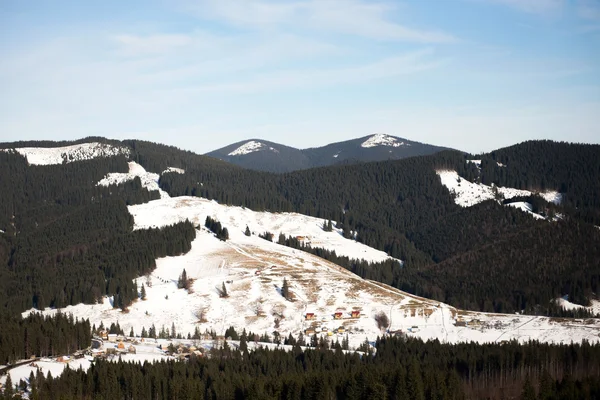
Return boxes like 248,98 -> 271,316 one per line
361,134 -> 406,148
228,141 -> 266,156
2,142 -> 130,165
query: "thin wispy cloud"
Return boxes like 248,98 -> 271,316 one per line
480,0 -> 565,16
181,49 -> 445,93
189,0 -> 457,43
0,0 -> 597,152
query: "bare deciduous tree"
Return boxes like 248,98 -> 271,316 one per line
375,311 -> 390,331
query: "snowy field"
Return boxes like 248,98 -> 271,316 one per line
24,196 -> 600,353
1,142 -> 130,165
437,170 -> 562,209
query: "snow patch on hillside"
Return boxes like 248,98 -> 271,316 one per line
540,191 -> 562,205
163,167 -> 185,174
437,170 -> 562,212
507,202 -> 545,220
556,298 -> 600,315
361,134 -> 407,148
2,142 -> 130,165
97,162 -> 169,198
128,196 -> 400,264
228,141 -> 266,156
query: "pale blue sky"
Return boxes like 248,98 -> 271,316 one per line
1,0 -> 598,153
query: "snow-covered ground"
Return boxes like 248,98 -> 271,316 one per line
556,298 -> 600,315
227,141 -> 278,156
361,134 -> 407,148
127,196 -> 400,264
163,167 -> 185,174
97,161 -> 171,198
24,196 -> 600,352
1,142 -> 130,165
507,202 -> 546,220
437,170 -> 562,211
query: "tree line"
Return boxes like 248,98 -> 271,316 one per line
7,335 -> 600,399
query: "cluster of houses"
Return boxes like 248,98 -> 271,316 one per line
305,310 -> 361,321
305,326 -> 346,336
454,318 -> 482,327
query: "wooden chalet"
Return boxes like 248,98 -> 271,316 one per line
350,310 -> 360,318
305,312 -> 315,320
333,312 -> 343,319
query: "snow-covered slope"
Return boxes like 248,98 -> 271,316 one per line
361,134 -> 408,148
128,196 -> 400,264
163,167 -> 185,174
437,170 -> 562,211
2,142 -> 130,165
97,162 -> 170,198
228,141 -> 279,156
24,196 -> 600,349
507,202 -> 546,220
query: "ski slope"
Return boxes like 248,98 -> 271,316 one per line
1,142 -> 130,165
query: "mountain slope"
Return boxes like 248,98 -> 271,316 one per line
205,134 -> 453,172
304,134 -> 452,168
26,195 -> 600,348
2,138 -> 599,320
205,139 -> 313,173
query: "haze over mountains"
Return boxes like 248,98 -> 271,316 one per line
205,134 -> 452,173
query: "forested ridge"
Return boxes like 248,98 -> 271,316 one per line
11,335 -> 600,400
0,150 -> 196,315
2,138 -> 599,316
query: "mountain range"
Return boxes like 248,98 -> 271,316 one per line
205,133 -> 452,172
1,136 -> 600,397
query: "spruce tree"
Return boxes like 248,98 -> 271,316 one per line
140,284 -> 147,300
245,225 -> 251,236
282,278 -> 290,301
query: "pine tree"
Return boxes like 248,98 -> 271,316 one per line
521,376 -> 536,400
171,322 -> 176,338
220,282 -> 228,298
282,278 -> 290,301
245,226 -> 251,236
4,373 -> 13,398
129,327 -> 134,337
140,284 -> 147,300
178,269 -> 188,289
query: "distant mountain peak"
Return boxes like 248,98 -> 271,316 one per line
207,134 -> 450,173
361,134 -> 409,149
228,141 -> 265,156
227,140 -> 279,157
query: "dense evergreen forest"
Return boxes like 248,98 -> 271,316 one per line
6,335 -> 600,400
0,313 -> 91,364
0,149 -> 196,315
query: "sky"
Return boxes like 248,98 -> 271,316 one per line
0,0 -> 599,154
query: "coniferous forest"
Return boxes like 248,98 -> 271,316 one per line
1,138 -> 600,398
12,335 -> 600,400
